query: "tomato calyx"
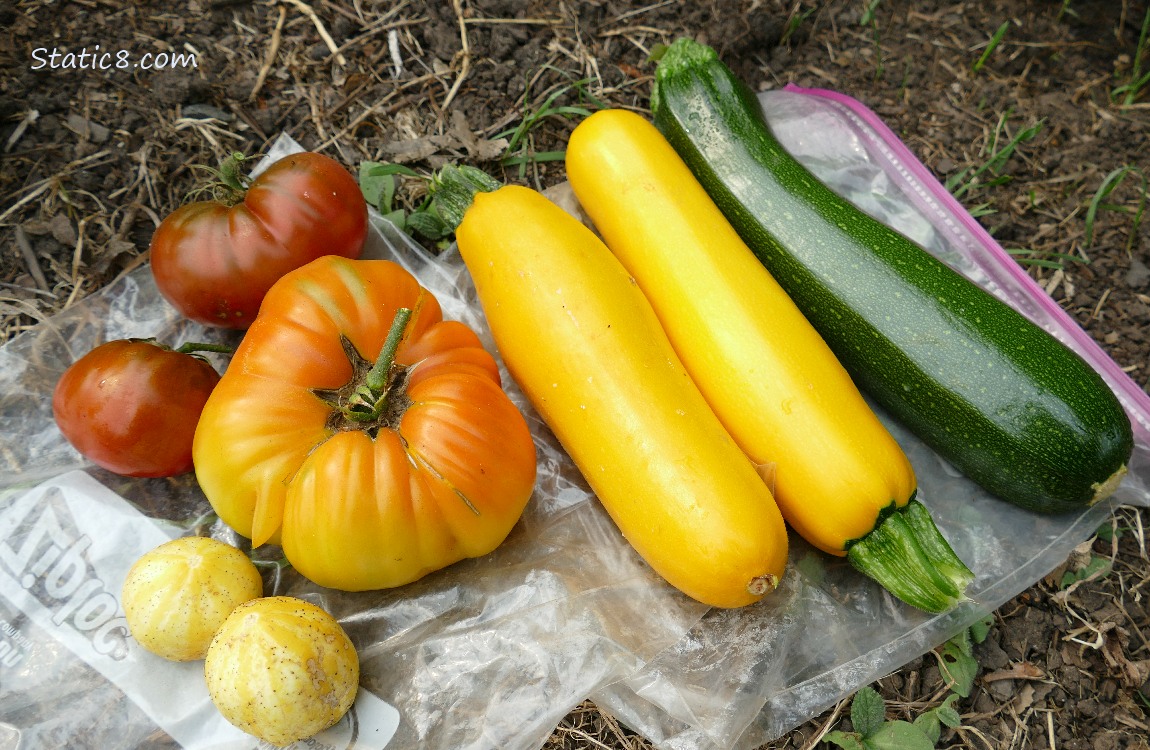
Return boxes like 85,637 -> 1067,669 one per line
113,337 -> 232,362
174,340 -> 234,361
315,307 -> 414,438
187,151 -> 254,206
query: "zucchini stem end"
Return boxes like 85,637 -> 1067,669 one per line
846,499 -> 974,614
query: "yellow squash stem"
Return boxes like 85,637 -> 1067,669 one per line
565,109 -> 972,612
433,166 -> 789,609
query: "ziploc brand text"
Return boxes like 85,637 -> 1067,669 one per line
0,486 -> 129,660
0,472 -> 252,747
0,472 -> 402,749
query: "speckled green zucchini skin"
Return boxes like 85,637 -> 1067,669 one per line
651,38 -> 1133,514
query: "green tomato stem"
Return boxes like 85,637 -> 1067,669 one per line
186,151 -> 253,205
176,342 -> 234,355
336,307 -> 413,423
366,307 -> 412,394
217,151 -> 251,193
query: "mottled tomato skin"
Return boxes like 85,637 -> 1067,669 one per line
150,151 -> 368,329
52,339 -> 221,477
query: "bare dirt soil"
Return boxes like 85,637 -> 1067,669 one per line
3,1 -> 1150,748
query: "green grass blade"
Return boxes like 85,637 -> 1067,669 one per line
973,21 -> 1010,74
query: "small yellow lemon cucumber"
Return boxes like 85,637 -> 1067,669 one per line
121,536 -> 263,661
205,596 -> 359,747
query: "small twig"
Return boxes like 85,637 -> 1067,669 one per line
110,190 -> 156,285
555,728 -> 615,750
0,182 -> 53,227
388,28 -> 403,77
0,150 -> 114,226
321,0 -> 367,24
63,217 -> 89,310
463,16 -> 562,25
69,217 -> 87,287
250,5 -> 286,101
281,0 -> 347,65
798,697 -> 847,750
1130,506 -> 1147,560
173,117 -> 247,151
0,281 -> 55,298
227,101 -> 270,143
112,202 -> 140,243
1092,287 -> 1112,320
570,12 -> 603,90
599,25 -> 671,38
329,6 -> 423,58
294,75 -> 330,144
605,0 -> 675,24
0,297 -> 48,325
13,226 -> 51,293
316,73 -> 436,152
442,0 -> 471,110
4,109 -> 39,153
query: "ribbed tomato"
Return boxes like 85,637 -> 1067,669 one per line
192,256 -> 537,591
150,151 -> 367,329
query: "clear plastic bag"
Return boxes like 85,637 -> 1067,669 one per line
1,87 -> 1147,750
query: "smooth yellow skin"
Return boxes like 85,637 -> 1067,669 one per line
456,185 -> 787,608
205,596 -> 359,747
121,536 -> 263,661
566,109 -> 917,555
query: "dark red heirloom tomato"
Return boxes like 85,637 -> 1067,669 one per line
52,339 -> 222,477
150,151 -> 368,329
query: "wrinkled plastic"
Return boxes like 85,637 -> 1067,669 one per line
1,88 -> 1148,750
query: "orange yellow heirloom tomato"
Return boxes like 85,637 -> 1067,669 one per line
192,256 -> 537,591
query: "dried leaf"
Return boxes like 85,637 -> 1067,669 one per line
65,112 -> 110,144
1010,683 -> 1037,713
1102,631 -> 1149,687
87,239 -> 137,276
983,662 -> 1045,683
449,109 -> 507,161
49,214 -> 77,246
380,138 -> 441,163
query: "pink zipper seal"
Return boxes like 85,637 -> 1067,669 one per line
779,83 -> 1150,443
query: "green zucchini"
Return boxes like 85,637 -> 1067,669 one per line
650,38 -> 1133,514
